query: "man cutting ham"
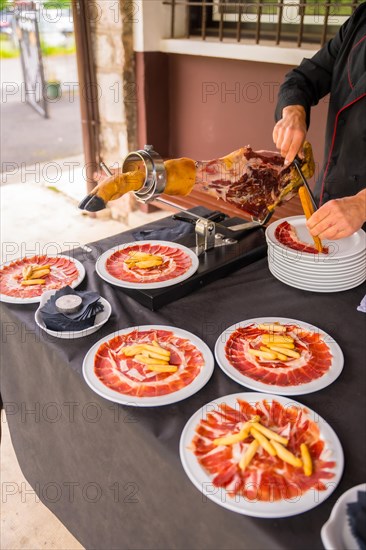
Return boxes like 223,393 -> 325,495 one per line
273,2 -> 366,240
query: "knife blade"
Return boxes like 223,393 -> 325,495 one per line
293,157 -> 318,212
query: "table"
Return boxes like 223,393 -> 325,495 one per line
1,213 -> 366,550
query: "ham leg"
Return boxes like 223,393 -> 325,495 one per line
79,142 -> 315,221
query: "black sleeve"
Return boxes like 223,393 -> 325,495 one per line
274,13 -> 354,127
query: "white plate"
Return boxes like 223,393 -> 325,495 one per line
269,264 -> 366,292
268,264 -> 365,293
180,392 -> 344,518
269,262 -> 366,288
271,266 -> 366,288
35,290 -> 112,339
268,260 -> 366,284
268,256 -> 366,278
266,216 -> 366,260
268,260 -> 366,279
96,241 -> 199,290
321,483 -> 366,550
82,325 -> 214,406
214,317 -> 344,396
267,240 -> 366,265
267,244 -> 366,272
0,255 -> 86,304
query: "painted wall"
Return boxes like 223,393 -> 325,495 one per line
167,54 -> 329,183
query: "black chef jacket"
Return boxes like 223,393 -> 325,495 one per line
275,3 -> 366,206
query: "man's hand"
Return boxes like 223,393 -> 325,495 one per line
273,105 -> 307,165
307,190 -> 366,240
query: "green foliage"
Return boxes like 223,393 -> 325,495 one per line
0,49 -> 18,58
0,0 -> 10,12
0,34 -> 19,58
40,42 -> 76,56
43,0 -> 71,7
0,36 -> 76,59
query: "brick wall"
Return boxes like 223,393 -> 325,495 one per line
91,1 -> 137,166
90,1 -> 138,220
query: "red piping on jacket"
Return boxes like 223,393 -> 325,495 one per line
319,93 -> 366,206
347,34 -> 366,89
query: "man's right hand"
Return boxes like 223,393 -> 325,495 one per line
273,105 -> 307,165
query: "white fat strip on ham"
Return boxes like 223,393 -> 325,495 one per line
107,349 -> 129,372
144,370 -> 161,379
128,368 -> 146,382
47,269 -> 70,282
286,223 -> 301,245
196,417 -> 251,445
99,349 -> 143,391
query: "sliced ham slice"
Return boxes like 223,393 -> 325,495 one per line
275,221 -> 329,254
225,324 -> 332,387
105,244 -> 192,284
94,329 -> 204,397
191,398 -> 336,502
0,255 -> 79,299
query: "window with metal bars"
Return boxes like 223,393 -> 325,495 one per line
164,0 -> 363,47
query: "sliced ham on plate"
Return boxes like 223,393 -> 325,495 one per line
275,221 -> 329,254
180,392 -> 344,517
0,255 -> 83,302
94,328 -> 204,398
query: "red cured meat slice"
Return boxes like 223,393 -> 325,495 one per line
225,323 -> 332,387
194,146 -> 311,220
275,221 -> 329,254
0,255 -> 80,299
105,244 -> 192,284
191,398 -> 336,502
94,329 -> 204,397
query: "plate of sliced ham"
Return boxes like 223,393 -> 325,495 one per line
265,216 -> 366,292
82,325 -> 214,406
266,216 -> 366,260
180,392 -> 344,517
95,241 -> 199,290
214,317 -> 343,395
0,255 -> 85,304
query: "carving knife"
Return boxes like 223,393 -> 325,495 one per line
293,156 -> 318,211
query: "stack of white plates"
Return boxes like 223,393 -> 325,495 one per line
266,216 -> 366,292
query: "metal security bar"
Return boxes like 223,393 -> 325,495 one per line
163,0 -> 363,47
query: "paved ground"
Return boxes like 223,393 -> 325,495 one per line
1,97 -> 83,172
1,55 -> 83,175
1,56 -> 78,103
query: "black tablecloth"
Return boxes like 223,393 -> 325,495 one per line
1,211 -> 366,550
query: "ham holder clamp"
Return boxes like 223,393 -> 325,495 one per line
98,145 -> 267,309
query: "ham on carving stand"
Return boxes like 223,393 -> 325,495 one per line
79,143 -> 315,256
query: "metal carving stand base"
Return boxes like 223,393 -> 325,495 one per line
194,217 -> 237,256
